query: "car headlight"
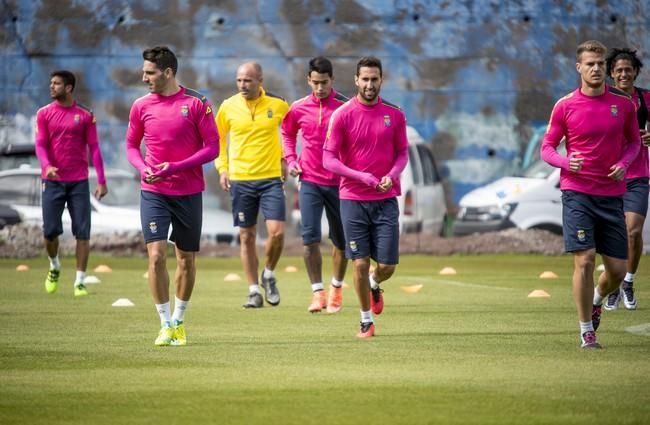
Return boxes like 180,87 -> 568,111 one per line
457,203 -> 518,222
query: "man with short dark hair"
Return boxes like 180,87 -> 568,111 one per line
603,47 -> 650,311
541,40 -> 640,349
35,69 -> 108,297
323,56 -> 409,338
281,56 -> 349,314
215,62 -> 289,309
126,46 -> 220,346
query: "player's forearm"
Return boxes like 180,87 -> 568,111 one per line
89,143 -> 107,185
126,143 -> 147,175
323,149 -> 379,187
387,148 -> 408,181
540,140 -> 569,170
156,143 -> 219,177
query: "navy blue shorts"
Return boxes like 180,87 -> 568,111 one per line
140,190 -> 202,252
230,178 -> 285,228
561,190 -> 627,259
299,181 -> 345,250
340,198 -> 399,264
623,177 -> 649,216
41,179 -> 90,240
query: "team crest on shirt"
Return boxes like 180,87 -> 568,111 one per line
349,240 -> 358,252
610,105 -> 618,117
181,105 -> 189,117
383,115 -> 391,127
577,229 -> 586,242
74,114 -> 81,124
149,221 -> 158,234
267,108 -> 273,118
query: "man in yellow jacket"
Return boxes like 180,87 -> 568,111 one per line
215,62 -> 289,308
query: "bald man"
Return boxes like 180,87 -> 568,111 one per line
215,62 -> 290,308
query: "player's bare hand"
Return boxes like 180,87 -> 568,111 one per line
220,172 -> 231,192
568,152 -> 584,173
288,161 -> 302,177
641,129 -> 650,147
608,165 -> 625,181
94,183 -> 108,200
45,166 -> 59,179
143,166 -> 160,184
377,176 -> 392,192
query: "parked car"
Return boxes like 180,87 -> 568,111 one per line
0,166 -> 238,244
452,158 -> 650,251
0,143 -> 39,170
0,204 -> 22,229
291,126 -> 448,236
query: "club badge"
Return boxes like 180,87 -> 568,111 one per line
577,229 -> 585,242
74,114 -> 81,123
349,240 -> 358,252
149,221 -> 158,234
181,105 -> 189,117
267,108 -> 273,118
610,105 -> 618,117
383,115 -> 391,127
238,212 -> 246,223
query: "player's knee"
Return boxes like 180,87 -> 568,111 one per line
376,263 -> 396,280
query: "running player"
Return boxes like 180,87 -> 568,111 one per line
281,56 -> 349,314
215,62 -> 289,309
604,47 -> 650,311
541,40 -> 641,348
126,46 -> 220,346
35,70 -> 108,297
323,56 -> 409,337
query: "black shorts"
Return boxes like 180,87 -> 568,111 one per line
561,190 -> 627,259
299,181 -> 345,250
230,178 -> 285,228
623,177 -> 649,216
41,179 -> 90,240
340,197 -> 399,264
140,190 -> 202,252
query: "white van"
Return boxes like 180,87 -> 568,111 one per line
453,159 -> 650,251
291,126 -> 448,236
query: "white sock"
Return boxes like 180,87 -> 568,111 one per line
580,321 -> 594,334
311,282 -> 324,292
369,273 -> 379,290
172,297 -> 188,323
74,270 -> 86,286
593,289 -> 604,306
624,273 -> 635,283
155,302 -> 172,326
49,256 -> 60,270
331,277 -> 343,288
249,284 -> 261,295
361,310 -> 373,323
263,267 -> 274,279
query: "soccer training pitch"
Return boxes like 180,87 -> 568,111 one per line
1,254 -> 649,424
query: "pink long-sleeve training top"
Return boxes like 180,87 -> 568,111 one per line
125,86 -> 220,196
323,96 -> 408,201
281,89 -> 348,186
541,85 -> 640,196
35,101 -> 106,184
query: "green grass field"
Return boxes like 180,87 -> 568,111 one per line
1,254 -> 649,424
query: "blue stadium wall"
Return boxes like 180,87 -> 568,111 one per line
1,0 -> 649,205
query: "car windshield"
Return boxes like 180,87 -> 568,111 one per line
90,175 -> 141,207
